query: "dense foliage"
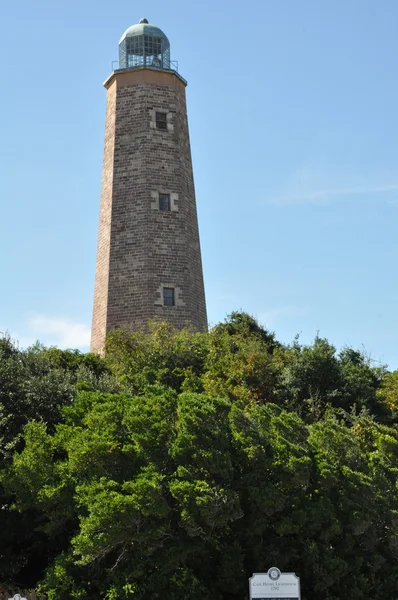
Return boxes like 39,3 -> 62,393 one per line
1,314 -> 398,599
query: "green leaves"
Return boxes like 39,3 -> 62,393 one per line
73,467 -> 169,565
170,393 -> 241,539
3,316 -> 398,598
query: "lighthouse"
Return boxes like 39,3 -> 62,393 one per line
91,18 -> 207,352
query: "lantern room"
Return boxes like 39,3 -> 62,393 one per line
118,18 -> 172,70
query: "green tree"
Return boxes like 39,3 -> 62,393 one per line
276,336 -> 385,421
105,321 -> 209,395
377,369 -> 398,417
2,316 -> 398,598
203,312 -> 282,403
0,335 -> 112,588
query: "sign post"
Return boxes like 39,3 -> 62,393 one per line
249,567 -> 300,600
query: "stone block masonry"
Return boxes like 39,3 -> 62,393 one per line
91,68 -> 207,352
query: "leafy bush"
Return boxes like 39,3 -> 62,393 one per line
1,315 -> 397,599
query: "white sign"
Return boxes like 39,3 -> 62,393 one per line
249,567 -> 300,599
9,595 -> 27,600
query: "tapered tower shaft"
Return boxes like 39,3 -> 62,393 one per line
91,19 -> 207,352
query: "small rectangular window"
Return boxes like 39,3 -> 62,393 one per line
156,112 -> 168,130
159,193 -> 170,211
163,287 -> 175,306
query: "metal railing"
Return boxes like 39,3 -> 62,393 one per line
111,59 -> 179,73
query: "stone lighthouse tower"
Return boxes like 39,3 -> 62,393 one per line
91,18 -> 207,352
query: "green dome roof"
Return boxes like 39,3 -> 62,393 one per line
119,18 -> 170,46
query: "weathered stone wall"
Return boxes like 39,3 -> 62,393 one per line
91,69 -> 207,351
90,81 -> 116,352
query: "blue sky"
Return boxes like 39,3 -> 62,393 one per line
1,0 -> 398,368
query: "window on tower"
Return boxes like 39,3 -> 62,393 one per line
163,287 -> 175,306
155,112 -> 168,130
159,193 -> 170,211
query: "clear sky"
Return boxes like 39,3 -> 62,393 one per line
1,0 -> 398,368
